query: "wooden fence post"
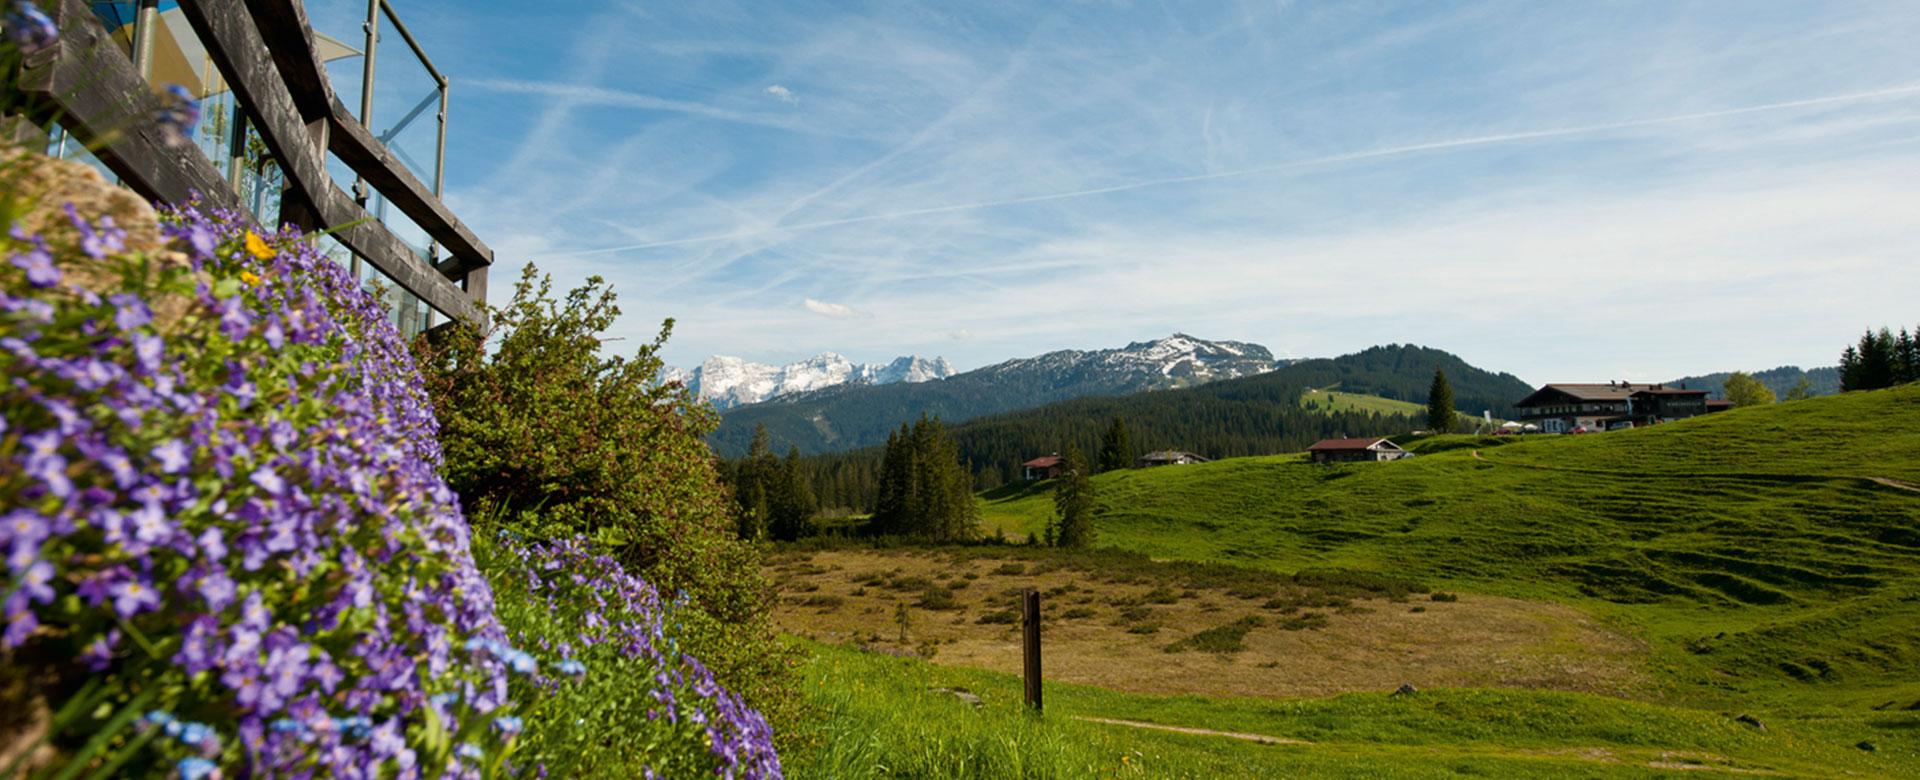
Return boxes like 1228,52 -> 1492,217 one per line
1022,588 -> 1042,713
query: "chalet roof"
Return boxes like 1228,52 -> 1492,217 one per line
1706,399 -> 1735,409
1517,382 -> 1707,406
1021,455 -> 1063,468
1308,437 -> 1398,452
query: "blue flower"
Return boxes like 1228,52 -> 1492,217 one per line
492,715 -> 523,735
557,658 -> 586,677
175,756 -> 218,780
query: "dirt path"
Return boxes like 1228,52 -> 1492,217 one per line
1071,716 -> 1309,745
1871,476 -> 1920,494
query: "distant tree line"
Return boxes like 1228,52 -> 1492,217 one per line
795,378 -> 1417,513
1839,326 -> 1920,392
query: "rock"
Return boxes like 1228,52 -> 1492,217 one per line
1855,740 -> 1877,752
931,687 -> 984,709
1391,683 -> 1418,697
1734,714 -> 1765,731
2,146 -> 165,255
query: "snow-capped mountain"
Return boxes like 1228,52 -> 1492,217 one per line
709,334 -> 1289,456
975,333 -> 1278,386
667,353 -> 956,410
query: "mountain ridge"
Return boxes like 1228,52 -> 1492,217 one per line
667,352 -> 957,410
709,333 -> 1285,457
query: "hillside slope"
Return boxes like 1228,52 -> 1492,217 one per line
981,385 -> 1920,708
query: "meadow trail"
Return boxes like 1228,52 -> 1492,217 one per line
1072,716 -> 1787,776
1070,716 -> 1310,745
1473,449 -> 1920,495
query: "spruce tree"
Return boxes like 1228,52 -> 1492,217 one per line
1897,328 -> 1919,384
770,447 -> 817,541
1426,367 -> 1458,434
1051,444 -> 1096,548
1840,345 -> 1863,392
1859,329 -> 1897,390
1097,416 -> 1132,473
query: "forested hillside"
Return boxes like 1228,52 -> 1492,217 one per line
1669,365 -> 1840,399
800,344 -> 1533,510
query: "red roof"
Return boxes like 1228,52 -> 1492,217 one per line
1021,456 -> 1063,468
1308,437 -> 1390,452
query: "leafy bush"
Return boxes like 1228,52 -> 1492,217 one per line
414,265 -> 794,726
0,152 -> 780,777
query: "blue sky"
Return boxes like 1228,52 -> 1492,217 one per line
312,1 -> 1918,383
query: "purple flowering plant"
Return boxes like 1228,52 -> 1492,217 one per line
0,161 -> 779,776
477,533 -> 782,778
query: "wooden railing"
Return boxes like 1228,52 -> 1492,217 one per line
13,0 -> 491,325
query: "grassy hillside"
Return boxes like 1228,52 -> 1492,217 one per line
789,641 -> 1913,778
1302,386 -> 1430,417
979,385 -> 1920,710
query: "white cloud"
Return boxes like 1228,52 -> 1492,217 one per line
765,84 -> 798,104
803,298 -> 865,318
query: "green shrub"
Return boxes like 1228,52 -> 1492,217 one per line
917,587 -> 962,610
1164,616 -> 1266,653
415,266 -> 793,725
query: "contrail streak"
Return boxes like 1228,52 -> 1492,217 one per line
543,82 -> 1920,259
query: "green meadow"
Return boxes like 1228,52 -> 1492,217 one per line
790,385 -> 1920,776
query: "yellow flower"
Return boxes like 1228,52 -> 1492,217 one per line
244,231 -> 276,260
239,270 -> 262,287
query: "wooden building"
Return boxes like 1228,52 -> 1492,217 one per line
1514,382 -> 1709,433
1307,438 -> 1411,463
1020,455 -> 1063,481
1135,450 -> 1210,468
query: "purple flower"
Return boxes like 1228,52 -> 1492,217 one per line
80,629 -> 120,670
18,561 -> 55,605
110,579 -> 160,617
9,246 -> 59,287
4,2 -> 57,55
153,439 -> 191,473
249,464 -> 285,495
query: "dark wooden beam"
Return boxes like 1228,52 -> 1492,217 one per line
21,0 -> 240,212
245,0 -> 334,121
327,96 -> 494,278
173,0 -> 481,326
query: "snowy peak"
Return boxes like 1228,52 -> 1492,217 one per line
669,352 -> 956,409
981,333 -> 1280,386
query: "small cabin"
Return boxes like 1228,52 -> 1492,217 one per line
1021,455 -> 1063,481
1135,450 -> 1210,468
1307,437 -> 1411,463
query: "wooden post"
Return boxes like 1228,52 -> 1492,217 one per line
1022,588 -> 1042,713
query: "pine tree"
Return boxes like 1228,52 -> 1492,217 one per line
869,416 -> 976,541
1896,328 -> 1919,384
1859,329 -> 1898,390
1096,416 -> 1132,473
769,447 -> 817,541
1426,367 -> 1457,434
1840,345 -> 1863,392
1051,444 -> 1096,548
